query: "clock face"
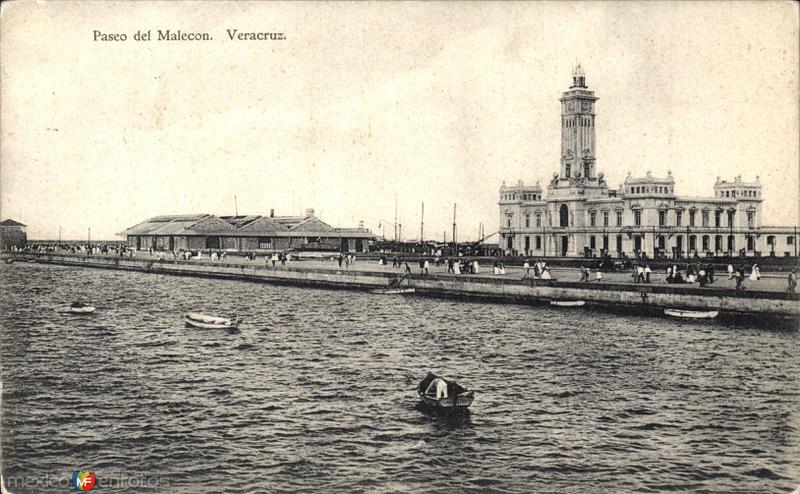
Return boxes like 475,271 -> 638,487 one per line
567,101 -> 575,112
581,101 -> 591,112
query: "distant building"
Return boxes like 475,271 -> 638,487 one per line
499,65 -> 799,259
0,219 -> 27,250
120,208 -> 374,253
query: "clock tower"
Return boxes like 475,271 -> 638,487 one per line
559,64 -> 599,182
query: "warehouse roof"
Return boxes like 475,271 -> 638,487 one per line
1,219 -> 26,227
120,214 -> 374,239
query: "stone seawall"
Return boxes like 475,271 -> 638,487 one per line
4,253 -> 800,320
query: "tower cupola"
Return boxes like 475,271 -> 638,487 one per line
571,64 -> 587,88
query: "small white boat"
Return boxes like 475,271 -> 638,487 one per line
550,300 -> 585,307
664,308 -> 719,319
184,313 -> 241,329
370,287 -> 416,295
63,302 -> 96,314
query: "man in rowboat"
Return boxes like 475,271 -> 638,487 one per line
425,378 -> 448,399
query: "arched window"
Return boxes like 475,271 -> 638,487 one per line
559,204 -> 569,227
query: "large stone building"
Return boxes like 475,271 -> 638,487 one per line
499,65 -> 798,259
120,209 -> 374,253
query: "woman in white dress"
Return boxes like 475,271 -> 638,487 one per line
473,260 -> 480,274
749,263 -> 761,281
542,268 -> 552,280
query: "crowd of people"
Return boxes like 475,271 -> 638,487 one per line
17,242 -> 137,257
10,244 -> 799,293
522,259 -> 554,280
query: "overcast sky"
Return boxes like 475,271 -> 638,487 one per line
1,1 -> 798,240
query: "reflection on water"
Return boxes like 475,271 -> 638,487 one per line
1,263 -> 799,493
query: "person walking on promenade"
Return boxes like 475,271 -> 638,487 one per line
666,265 -> 673,283
636,264 -> 645,284
788,268 -> 797,293
424,259 -> 430,275
579,266 -> 589,282
748,263 -> 761,282
698,266 -> 707,287
337,254 -> 343,268
707,264 -> 715,284
596,267 -> 603,282
405,263 -> 411,275
644,264 -> 652,283
419,259 -> 425,274
523,259 -> 530,278
735,265 -> 746,291
727,263 -> 735,280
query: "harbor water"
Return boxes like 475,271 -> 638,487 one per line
1,263 -> 798,493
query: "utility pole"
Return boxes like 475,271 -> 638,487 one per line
452,203 -> 457,251
88,227 -> 91,245
234,195 -> 238,216
58,226 -> 61,245
394,193 -> 398,242
420,202 -> 424,245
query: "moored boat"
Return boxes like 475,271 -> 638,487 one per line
664,308 -> 719,319
63,302 -> 96,314
418,372 -> 474,410
370,287 -> 416,295
184,313 -> 241,329
549,300 -> 586,307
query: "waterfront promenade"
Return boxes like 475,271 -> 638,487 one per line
72,251 -> 795,294
4,251 -> 799,321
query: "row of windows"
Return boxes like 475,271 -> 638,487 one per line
628,185 -> 672,194
718,189 -> 760,198
507,209 -> 756,229
515,234 -> 793,253
563,117 -> 594,127
509,210 -> 627,228
501,192 -> 542,201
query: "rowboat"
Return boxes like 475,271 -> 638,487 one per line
184,313 -> 241,329
418,372 -> 474,410
664,308 -> 719,319
63,302 -> 96,314
370,287 -> 416,295
549,300 -> 586,307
